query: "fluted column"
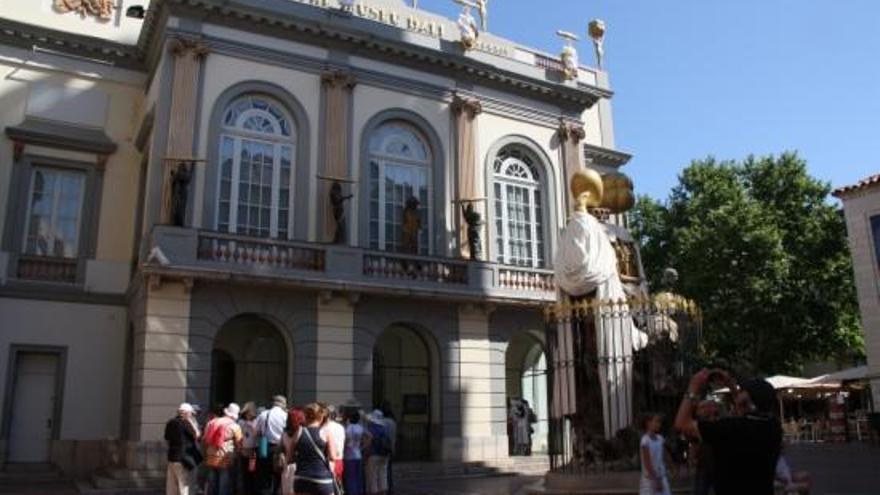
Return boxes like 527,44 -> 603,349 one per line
161,38 -> 209,224
320,71 -> 357,243
558,121 -> 587,212
451,95 -> 482,259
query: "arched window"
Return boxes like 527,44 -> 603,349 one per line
367,121 -> 431,254
216,95 -> 295,239
492,145 -> 546,267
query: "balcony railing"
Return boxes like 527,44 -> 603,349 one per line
17,255 -> 78,283
197,231 -> 325,272
364,252 -> 468,285
149,226 -> 556,303
498,266 -> 555,293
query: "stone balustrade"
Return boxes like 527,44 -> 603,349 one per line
150,226 -> 556,304
498,266 -> 555,292
197,231 -> 325,271
363,252 -> 468,285
17,255 -> 78,283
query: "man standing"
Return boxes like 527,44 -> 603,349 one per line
255,395 -> 288,495
165,403 -> 202,495
674,369 -> 782,495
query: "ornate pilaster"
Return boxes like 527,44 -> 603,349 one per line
557,120 -> 587,212
161,38 -> 209,225
451,94 -> 483,259
320,70 -> 357,243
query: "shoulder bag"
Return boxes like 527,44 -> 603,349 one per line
302,427 -> 345,495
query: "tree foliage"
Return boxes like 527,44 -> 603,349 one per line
630,153 -> 863,375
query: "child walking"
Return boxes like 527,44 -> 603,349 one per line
639,413 -> 671,495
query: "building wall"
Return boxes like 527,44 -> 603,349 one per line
840,187 -> 880,405
192,50 -> 324,240
0,53 -> 145,292
0,298 -> 126,441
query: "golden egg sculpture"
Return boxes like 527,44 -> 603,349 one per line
601,172 -> 635,213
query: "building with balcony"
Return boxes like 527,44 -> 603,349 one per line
0,0 -> 637,475
834,174 -> 880,409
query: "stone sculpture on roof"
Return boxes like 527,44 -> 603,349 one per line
54,0 -> 115,20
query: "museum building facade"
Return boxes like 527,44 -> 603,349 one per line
0,0 -> 638,475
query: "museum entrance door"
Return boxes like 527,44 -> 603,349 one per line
373,325 -> 432,461
212,315 -> 288,408
506,332 -> 549,455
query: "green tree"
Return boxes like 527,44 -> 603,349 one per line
630,153 -> 863,375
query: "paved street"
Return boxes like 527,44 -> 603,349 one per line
395,443 -> 880,495
1,443 -> 878,495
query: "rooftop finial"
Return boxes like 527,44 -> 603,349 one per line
588,19 -> 606,69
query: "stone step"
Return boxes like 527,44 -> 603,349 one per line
393,457 -> 551,480
89,474 -> 164,491
74,479 -> 162,495
99,469 -> 165,481
0,463 -> 68,485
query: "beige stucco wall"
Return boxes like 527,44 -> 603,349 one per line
476,112 -> 564,260
840,187 -> 880,405
0,298 -> 126,440
0,54 -> 144,291
192,52 -> 323,239
350,83 -> 452,251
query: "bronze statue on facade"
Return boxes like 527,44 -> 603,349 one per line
330,181 -> 353,244
170,161 -> 193,227
460,201 -> 483,260
401,196 -> 422,254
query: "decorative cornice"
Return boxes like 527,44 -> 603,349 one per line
140,0 -> 611,110
583,142 -> 632,168
320,70 -> 357,90
0,17 -> 141,69
450,94 -> 482,119
6,118 -> 118,156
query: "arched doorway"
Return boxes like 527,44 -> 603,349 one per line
506,332 -> 549,455
373,325 -> 432,461
212,315 -> 289,407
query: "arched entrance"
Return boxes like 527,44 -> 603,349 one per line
212,315 -> 289,407
506,332 -> 549,455
373,325 -> 432,461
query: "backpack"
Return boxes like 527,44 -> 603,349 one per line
368,423 -> 392,457
204,417 -> 233,449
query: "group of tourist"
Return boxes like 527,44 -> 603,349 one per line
164,395 -> 397,495
636,368 -> 812,495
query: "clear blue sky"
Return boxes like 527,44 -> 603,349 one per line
418,0 -> 880,200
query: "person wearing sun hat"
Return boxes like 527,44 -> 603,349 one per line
203,402 -> 243,495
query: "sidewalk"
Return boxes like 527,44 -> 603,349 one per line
786,442 -> 880,495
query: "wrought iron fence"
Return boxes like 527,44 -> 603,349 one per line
543,294 -> 702,473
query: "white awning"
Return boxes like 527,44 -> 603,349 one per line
810,365 -> 869,384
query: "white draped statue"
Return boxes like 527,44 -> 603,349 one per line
554,169 -> 647,439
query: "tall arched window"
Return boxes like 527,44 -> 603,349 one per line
492,146 -> 546,267
367,121 -> 431,254
216,95 -> 295,239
